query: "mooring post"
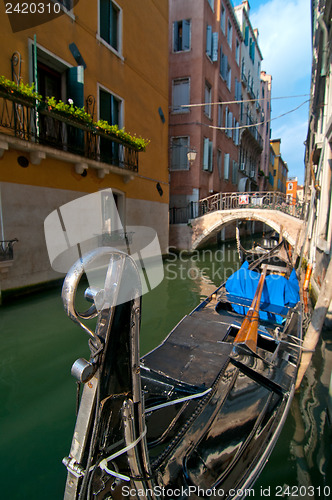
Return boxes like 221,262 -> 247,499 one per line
296,257 -> 332,390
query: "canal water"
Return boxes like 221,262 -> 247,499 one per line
0,242 -> 331,499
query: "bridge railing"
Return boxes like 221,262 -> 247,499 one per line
170,191 -> 307,224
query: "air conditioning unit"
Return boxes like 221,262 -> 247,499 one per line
240,163 -> 245,171
250,170 -> 256,178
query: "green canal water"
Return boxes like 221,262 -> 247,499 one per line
0,242 -> 331,499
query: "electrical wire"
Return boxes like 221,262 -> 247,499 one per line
181,94 -> 311,108
208,99 -> 310,131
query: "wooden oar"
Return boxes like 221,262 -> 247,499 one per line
233,264 -> 267,353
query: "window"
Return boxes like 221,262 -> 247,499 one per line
220,45 -> 227,79
172,78 -> 190,113
224,153 -> 230,180
99,0 -> 121,53
173,20 -> 191,52
220,4 -> 226,33
34,46 -> 84,148
227,20 -> 233,49
234,121 -> 240,145
203,138 -> 213,172
217,102 -> 223,128
269,173 -> 274,187
171,137 -> 190,170
235,78 -> 241,101
226,63 -> 231,91
227,110 -> 233,139
99,87 -> 123,165
206,26 -> 218,61
224,107 -> 233,138
206,25 -> 212,58
205,83 -> 212,118
235,39 -> 240,65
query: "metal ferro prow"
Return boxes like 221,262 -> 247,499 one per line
61,247 -> 155,499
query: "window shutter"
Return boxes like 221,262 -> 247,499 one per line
209,140 -> 213,171
244,25 -> 249,46
224,153 -> 230,180
251,40 -> 255,62
219,45 -> 223,75
222,53 -> 227,79
206,25 -> 212,57
218,103 -> 222,127
227,67 -> 231,91
173,21 -> 179,51
183,20 -> 191,50
228,111 -> 233,138
212,32 -> 218,62
203,138 -> 210,170
111,95 -> 119,125
67,66 -> 84,107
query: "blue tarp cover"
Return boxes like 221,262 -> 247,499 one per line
225,261 -> 300,324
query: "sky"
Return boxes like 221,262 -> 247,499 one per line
234,0 -> 312,184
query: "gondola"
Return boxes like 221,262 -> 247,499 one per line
61,240 -> 302,500
236,226 -> 279,264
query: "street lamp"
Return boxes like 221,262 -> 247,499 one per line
187,149 -> 197,164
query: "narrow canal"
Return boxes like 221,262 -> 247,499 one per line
0,241 -> 331,499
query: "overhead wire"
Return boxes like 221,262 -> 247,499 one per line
181,93 -> 311,108
208,99 -> 310,131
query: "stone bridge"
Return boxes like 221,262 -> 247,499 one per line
170,208 -> 305,253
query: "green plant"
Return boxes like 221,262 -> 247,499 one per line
0,75 -> 42,101
0,75 -> 149,152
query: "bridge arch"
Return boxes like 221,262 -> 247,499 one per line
191,209 -> 304,251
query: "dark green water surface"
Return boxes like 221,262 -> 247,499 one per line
0,243 -> 331,499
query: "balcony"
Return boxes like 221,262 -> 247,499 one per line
245,113 -> 263,150
0,83 -> 145,178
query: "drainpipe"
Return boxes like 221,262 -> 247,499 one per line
317,14 -> 328,77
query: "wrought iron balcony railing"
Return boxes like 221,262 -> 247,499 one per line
0,89 -> 139,172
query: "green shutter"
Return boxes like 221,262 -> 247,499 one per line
244,26 -> 249,46
67,66 -> 84,107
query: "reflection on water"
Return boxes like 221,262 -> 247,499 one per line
0,242 -> 331,499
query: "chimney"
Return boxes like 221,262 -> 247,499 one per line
243,1 -> 250,13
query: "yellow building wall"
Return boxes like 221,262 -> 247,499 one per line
0,1 -> 169,294
0,0 -> 169,201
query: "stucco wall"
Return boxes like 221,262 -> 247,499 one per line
0,182 -> 169,294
